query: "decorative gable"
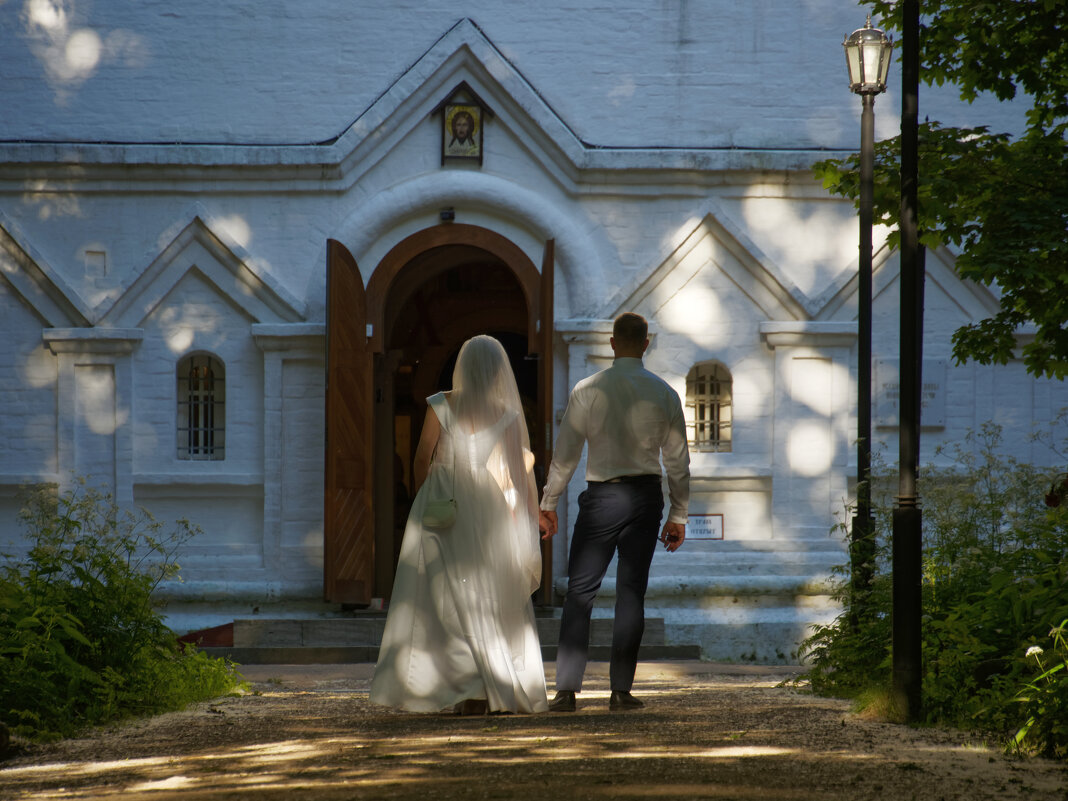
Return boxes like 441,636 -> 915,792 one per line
0,212 -> 91,327
324,18 -> 589,188
607,203 -> 810,325
101,208 -> 304,329
818,243 -> 1000,326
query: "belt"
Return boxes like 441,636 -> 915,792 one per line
590,474 -> 661,486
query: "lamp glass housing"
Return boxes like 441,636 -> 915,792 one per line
844,17 -> 893,94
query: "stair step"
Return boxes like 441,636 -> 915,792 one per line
233,618 -> 386,647
667,539 -> 846,553
204,645 -> 380,664
198,616 -> 695,664
199,643 -> 700,665
538,617 -> 665,646
660,562 -> 840,577
544,643 -> 699,661
230,616 -> 668,648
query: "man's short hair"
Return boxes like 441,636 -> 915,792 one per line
613,312 -> 648,349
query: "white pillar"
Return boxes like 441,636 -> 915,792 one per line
44,328 -> 143,505
760,322 -> 855,542
252,323 -> 326,596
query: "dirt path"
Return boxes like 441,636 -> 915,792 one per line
3,662 -> 1066,800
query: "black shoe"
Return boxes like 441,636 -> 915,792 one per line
548,691 -> 576,712
609,691 -> 644,711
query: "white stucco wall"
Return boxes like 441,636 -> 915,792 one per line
129,271 -> 266,571
0,283 -> 58,481
0,2 -> 1062,659
0,281 -> 59,549
0,0 -> 1028,148
133,273 -> 264,476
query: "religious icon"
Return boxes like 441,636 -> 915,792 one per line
443,103 -> 482,162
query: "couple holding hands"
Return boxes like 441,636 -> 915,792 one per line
370,312 -> 690,714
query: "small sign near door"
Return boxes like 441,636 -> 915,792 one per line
687,513 -> 724,540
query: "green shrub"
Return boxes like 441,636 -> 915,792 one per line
0,481 -> 242,741
800,421 -> 1068,755
1013,620 -> 1068,759
802,525 -> 892,699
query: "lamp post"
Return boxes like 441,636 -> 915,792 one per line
843,16 -> 893,624
894,0 -> 924,723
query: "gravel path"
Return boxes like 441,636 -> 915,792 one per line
2,661 -> 1066,800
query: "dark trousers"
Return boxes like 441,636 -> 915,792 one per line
555,479 -> 664,692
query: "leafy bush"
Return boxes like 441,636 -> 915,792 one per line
800,422 -> 1068,756
1013,621 -> 1068,759
0,481 -> 242,741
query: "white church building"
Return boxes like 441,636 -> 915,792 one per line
1,1 -> 1064,662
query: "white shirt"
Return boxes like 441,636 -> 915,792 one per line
540,357 -> 690,524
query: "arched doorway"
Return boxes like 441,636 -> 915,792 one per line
324,225 -> 554,606
376,248 -> 537,594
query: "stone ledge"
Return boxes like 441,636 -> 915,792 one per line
229,616 -> 668,648
556,575 -> 837,599
198,643 -> 701,665
759,321 -> 857,349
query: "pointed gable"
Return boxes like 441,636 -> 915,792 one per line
817,243 -> 1000,325
101,208 -> 305,329
0,212 -> 92,328
607,203 -> 810,326
329,18 -> 588,184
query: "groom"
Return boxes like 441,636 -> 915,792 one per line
539,312 -> 690,711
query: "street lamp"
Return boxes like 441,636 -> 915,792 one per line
843,16 -> 893,622
844,15 -> 893,95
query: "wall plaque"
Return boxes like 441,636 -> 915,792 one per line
687,513 -> 724,540
875,358 -> 947,429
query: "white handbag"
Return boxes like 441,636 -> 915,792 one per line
422,496 -> 457,529
421,439 -> 457,529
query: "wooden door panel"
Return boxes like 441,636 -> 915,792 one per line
324,239 -> 374,604
537,239 -> 555,604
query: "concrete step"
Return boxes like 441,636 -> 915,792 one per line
559,575 -> 838,605
654,558 -> 842,577
195,615 -> 699,664
652,537 -> 845,553
199,642 -> 700,665
231,615 -> 668,648
233,617 -> 386,648
584,540 -> 848,582
540,616 -> 666,646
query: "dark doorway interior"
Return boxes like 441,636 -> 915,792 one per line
376,247 -> 533,594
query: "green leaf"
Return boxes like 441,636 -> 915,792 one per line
56,616 -> 90,647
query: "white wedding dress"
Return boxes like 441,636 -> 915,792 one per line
370,391 -> 548,713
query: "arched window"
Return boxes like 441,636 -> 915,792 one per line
686,361 -> 732,452
177,354 -> 225,460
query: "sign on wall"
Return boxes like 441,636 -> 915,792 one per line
875,359 -> 947,429
687,513 -> 724,540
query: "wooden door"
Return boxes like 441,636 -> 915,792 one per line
324,239 -> 374,604
536,239 -> 555,604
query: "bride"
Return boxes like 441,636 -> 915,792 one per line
370,335 -> 549,714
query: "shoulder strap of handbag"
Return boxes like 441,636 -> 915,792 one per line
440,395 -> 457,502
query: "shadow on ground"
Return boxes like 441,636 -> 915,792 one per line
2,663 -> 1065,800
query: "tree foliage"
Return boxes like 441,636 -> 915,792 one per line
816,1 -> 1068,378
